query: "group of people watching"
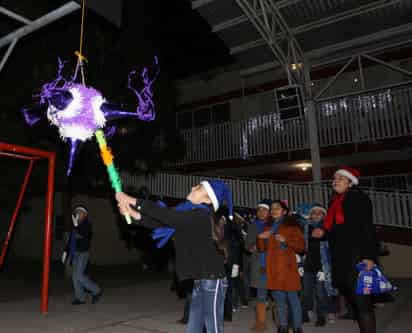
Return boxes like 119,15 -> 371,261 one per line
113,166 -> 379,333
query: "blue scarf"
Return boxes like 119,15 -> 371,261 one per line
271,217 -> 288,250
252,219 -> 267,269
152,201 -> 210,248
303,219 -> 337,296
270,217 -> 283,234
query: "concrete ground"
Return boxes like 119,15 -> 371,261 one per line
0,262 -> 410,333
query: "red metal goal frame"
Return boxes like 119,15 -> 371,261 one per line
0,142 -> 55,314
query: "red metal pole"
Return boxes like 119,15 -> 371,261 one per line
0,159 -> 35,268
0,152 -> 37,161
0,142 -> 53,159
41,153 -> 56,314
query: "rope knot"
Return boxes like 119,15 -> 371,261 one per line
75,51 -> 88,63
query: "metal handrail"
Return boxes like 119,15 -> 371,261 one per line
172,83 -> 412,165
123,171 -> 412,229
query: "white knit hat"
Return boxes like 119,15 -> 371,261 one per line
73,205 -> 88,215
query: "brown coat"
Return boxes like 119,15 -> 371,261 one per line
266,216 -> 305,291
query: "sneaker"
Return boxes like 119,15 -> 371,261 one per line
91,291 -> 102,304
308,310 -> 315,322
241,304 -> 249,309
328,313 -> 336,324
72,299 -> 86,305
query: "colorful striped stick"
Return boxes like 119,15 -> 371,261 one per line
95,129 -> 132,224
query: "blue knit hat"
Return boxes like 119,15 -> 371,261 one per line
294,202 -> 313,219
201,180 -> 234,220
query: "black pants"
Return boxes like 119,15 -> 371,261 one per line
231,276 -> 247,308
339,286 -> 376,333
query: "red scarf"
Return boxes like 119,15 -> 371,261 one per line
324,193 -> 346,231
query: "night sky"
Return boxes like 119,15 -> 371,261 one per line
125,0 -> 233,78
0,0 -> 234,177
20,0 -> 232,79
0,0 -> 233,116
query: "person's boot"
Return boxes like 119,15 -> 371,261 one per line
177,298 -> 190,324
177,310 -> 188,324
302,311 -> 310,323
315,316 -> 326,327
277,327 -> 288,333
251,302 -> 267,331
358,312 -> 376,333
71,299 -> 86,305
91,291 -> 102,304
292,328 -> 303,333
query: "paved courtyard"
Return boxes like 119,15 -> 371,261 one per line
0,263 -> 410,333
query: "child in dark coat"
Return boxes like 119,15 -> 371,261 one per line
116,180 -> 233,333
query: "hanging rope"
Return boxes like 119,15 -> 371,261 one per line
74,0 -> 88,85
78,0 -> 86,60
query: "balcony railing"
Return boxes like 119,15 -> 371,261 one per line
317,83 -> 412,146
179,114 -> 307,163
174,83 -> 412,165
123,172 -> 412,229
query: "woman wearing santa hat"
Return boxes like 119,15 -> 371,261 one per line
312,167 -> 378,333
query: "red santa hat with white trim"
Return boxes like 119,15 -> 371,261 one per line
334,167 -> 361,185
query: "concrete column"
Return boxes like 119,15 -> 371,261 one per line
303,59 -> 322,185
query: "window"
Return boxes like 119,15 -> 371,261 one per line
176,102 -> 231,129
177,111 -> 193,129
194,108 -> 211,127
211,103 -> 231,123
274,86 -> 304,120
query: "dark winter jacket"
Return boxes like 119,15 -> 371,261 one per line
224,222 -> 243,270
131,200 -> 226,281
73,219 -> 92,252
326,188 -> 378,290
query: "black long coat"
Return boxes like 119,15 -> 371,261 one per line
327,188 -> 378,291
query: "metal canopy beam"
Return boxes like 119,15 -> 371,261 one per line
294,0 -> 402,35
192,0 -> 216,9
232,0 -> 319,183
0,7 -> 32,25
239,23 -> 412,77
234,0 -> 306,86
192,0 -> 303,10
0,1 -> 80,73
230,0 -> 403,55
0,2 -> 80,49
0,38 -> 18,72
212,0 -> 303,32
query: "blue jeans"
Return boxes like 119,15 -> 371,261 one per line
256,273 -> 268,302
72,252 -> 100,301
303,272 -> 334,317
271,290 -> 302,329
256,287 -> 268,302
187,278 -> 228,333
